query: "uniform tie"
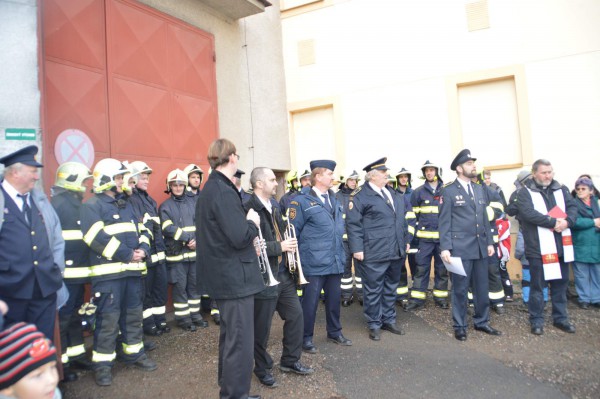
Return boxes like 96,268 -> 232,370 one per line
18,193 -> 31,224
467,183 -> 474,201
381,189 -> 394,211
321,193 -> 333,213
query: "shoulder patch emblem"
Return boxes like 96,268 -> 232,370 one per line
289,208 -> 296,220
290,200 -> 299,206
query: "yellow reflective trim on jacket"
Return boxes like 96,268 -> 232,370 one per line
182,226 -> 196,232
405,211 -> 416,219
62,230 -> 83,240
162,220 -> 173,230
63,267 -> 91,279
433,290 -> 448,298
90,262 -> 146,277
416,230 -> 440,239
493,234 -> 499,243
139,235 -> 150,246
139,223 -> 153,239
61,353 -> 69,364
150,252 -> 166,263
102,236 -> 121,259
104,223 -> 137,235
174,228 -> 183,240
84,221 -> 104,245
410,290 -> 426,299
412,206 -> 421,213
418,206 -> 439,214
166,255 -> 183,262
157,252 -> 165,260
408,226 -> 415,235
92,351 -> 116,362
122,342 -> 143,355
66,344 -> 86,358
149,216 -> 160,225
489,201 -> 504,212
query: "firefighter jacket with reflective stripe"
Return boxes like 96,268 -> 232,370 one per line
411,181 -> 443,242
159,194 -> 196,263
129,188 -> 166,266
335,185 -> 354,241
51,188 -> 90,283
81,193 -> 150,281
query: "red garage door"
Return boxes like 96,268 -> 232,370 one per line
41,0 -> 218,201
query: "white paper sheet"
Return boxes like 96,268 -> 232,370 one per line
442,256 -> 466,276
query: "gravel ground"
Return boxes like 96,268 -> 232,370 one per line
61,295 -> 599,399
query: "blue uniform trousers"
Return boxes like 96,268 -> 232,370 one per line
528,257 -> 569,327
142,263 -> 168,331
450,258 -> 490,331
302,274 -> 342,341
358,258 -> 401,329
411,241 -> 448,303
1,286 -> 56,340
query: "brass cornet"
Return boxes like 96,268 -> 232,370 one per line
255,226 -> 279,287
284,222 -> 309,285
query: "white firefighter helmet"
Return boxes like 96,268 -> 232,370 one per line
129,160 -> 153,176
92,158 -> 129,193
183,163 -> 204,177
165,168 -> 188,193
55,162 -> 92,192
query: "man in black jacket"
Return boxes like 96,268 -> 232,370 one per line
245,167 -> 314,389
195,139 -> 263,399
516,159 -> 577,336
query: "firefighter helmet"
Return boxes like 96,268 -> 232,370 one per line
299,169 -> 310,180
421,160 -> 442,179
121,161 -> 142,194
129,160 -> 153,176
92,158 -> 129,193
183,163 -> 204,176
55,162 -> 92,192
344,170 -> 360,182
165,168 -> 188,193
395,167 -> 412,188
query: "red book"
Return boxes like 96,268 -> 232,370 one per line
548,206 -> 567,219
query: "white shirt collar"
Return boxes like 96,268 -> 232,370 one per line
258,195 -> 272,214
1,179 -> 28,211
456,177 -> 471,192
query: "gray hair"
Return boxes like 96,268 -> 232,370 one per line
532,159 -> 551,173
250,166 -> 271,189
4,163 -> 24,175
364,170 -> 378,182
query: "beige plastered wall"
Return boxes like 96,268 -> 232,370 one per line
139,0 -> 291,184
281,0 -> 600,279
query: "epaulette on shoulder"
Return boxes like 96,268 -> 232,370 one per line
350,186 -> 362,197
290,200 -> 299,206
443,180 -> 455,188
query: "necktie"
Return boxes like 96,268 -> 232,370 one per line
467,183 -> 474,201
381,189 -> 394,211
321,193 -> 333,213
18,193 -> 31,224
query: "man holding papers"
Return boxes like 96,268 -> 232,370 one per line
515,159 -> 577,336
439,149 -> 500,341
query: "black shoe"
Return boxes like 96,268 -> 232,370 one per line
158,324 -> 171,333
454,329 -> 467,341
369,328 -> 381,341
144,326 -> 162,336
193,319 -> 209,328
492,304 -> 506,315
381,323 -> 405,335
279,361 -> 314,375
435,300 -> 449,309
341,299 -> 353,307
257,373 -> 278,388
474,325 -> 502,336
399,299 -> 409,310
327,334 -> 352,346
553,322 -> 576,333
302,340 -> 317,354
62,366 -> 78,382
131,354 -> 158,371
212,314 -> 221,325
531,326 -> 544,335
69,357 -> 93,370
404,301 -> 424,312
578,302 -> 590,309
143,340 -> 157,352
181,323 -> 197,332
94,367 -> 112,386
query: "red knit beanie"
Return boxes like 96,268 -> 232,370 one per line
0,323 -> 57,389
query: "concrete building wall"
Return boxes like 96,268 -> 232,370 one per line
281,0 -> 600,196
0,0 -> 41,174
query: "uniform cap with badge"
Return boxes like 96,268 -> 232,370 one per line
362,157 -> 389,173
0,145 -> 43,168
450,149 -> 477,171
309,160 -> 336,171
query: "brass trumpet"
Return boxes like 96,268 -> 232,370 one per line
284,222 -> 309,285
255,226 -> 279,287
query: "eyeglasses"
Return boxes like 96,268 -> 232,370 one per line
576,187 -> 590,191
232,153 -> 240,160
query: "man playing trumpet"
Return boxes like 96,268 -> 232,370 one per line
245,167 -> 314,388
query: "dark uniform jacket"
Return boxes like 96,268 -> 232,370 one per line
0,185 -> 63,299
129,189 -> 166,266
244,193 -> 287,299
289,186 -> 345,276
346,183 -> 410,262
411,181 -> 443,243
159,193 -> 196,264
516,178 -> 577,259
51,188 -> 90,284
81,193 -> 151,281
335,184 -> 354,241
279,188 -> 299,218
195,170 -> 263,300
439,179 -> 494,260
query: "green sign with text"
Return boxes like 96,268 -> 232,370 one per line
5,128 -> 36,141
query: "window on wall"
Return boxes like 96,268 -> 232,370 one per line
458,78 -> 522,168
290,105 -> 336,171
